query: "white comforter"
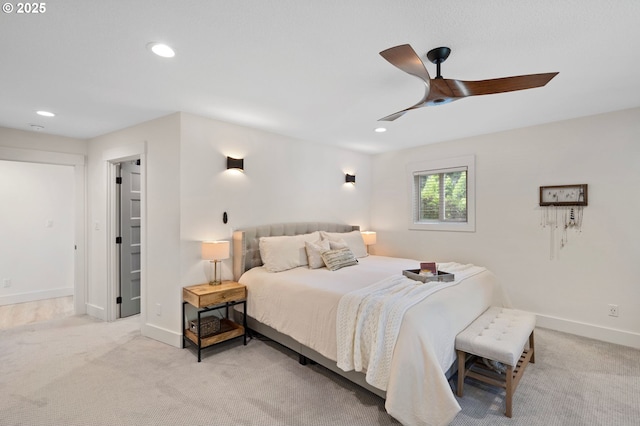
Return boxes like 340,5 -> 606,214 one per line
239,256 -> 505,426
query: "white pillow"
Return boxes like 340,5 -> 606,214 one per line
320,230 -> 368,258
321,247 -> 359,271
328,239 -> 348,250
305,239 -> 330,269
259,232 -> 320,272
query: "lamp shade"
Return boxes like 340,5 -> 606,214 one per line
361,231 -> 377,246
201,241 -> 230,261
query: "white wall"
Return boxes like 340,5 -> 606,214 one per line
371,107 -> 640,348
0,126 -> 87,155
0,160 -> 75,305
87,113 -> 181,345
86,112 -> 371,347
179,113 -> 372,286
0,127 -> 87,313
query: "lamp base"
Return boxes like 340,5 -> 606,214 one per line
209,260 -> 222,285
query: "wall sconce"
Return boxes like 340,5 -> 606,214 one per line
227,156 -> 244,171
345,173 -> 356,184
201,241 -> 230,285
361,231 -> 376,254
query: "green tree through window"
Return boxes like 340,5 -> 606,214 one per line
418,170 -> 467,222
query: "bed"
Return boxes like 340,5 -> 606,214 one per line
232,222 -> 505,426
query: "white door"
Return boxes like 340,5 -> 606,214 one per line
118,160 -> 141,318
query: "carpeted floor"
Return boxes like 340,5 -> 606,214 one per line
0,315 -> 638,425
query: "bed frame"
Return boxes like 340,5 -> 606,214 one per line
232,222 -> 386,398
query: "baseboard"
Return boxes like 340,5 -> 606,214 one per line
142,322 -> 182,348
85,303 -> 106,321
536,313 -> 640,349
0,287 -> 73,307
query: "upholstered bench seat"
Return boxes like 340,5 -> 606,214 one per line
455,307 -> 536,417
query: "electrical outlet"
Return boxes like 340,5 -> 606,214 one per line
2,278 -> 10,288
155,303 -> 162,316
608,304 -> 619,317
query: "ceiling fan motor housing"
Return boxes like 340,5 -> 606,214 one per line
427,46 -> 451,79
426,46 -> 451,64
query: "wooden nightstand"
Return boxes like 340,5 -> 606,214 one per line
182,281 -> 247,362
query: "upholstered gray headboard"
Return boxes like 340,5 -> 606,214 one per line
232,222 -> 359,280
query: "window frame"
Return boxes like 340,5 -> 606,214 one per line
406,155 -> 476,232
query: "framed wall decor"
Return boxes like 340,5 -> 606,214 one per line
539,184 -> 588,206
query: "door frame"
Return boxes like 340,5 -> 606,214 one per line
0,146 -> 86,314
104,143 -> 146,323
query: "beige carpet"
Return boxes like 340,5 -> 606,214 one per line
1,315 -> 638,425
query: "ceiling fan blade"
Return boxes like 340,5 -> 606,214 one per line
444,72 -> 559,98
379,109 -> 411,122
379,44 -> 431,88
379,94 -> 430,121
379,44 -> 433,121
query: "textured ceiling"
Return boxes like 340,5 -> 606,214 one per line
1,1 -> 639,153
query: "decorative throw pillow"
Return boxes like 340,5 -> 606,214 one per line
321,247 -> 359,271
259,232 -> 320,272
305,239 -> 330,269
320,230 -> 368,258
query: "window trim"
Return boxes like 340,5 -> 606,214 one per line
406,155 -> 476,232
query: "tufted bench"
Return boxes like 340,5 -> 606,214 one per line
455,307 -> 536,417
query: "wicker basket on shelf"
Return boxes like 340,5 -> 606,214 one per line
189,315 -> 221,337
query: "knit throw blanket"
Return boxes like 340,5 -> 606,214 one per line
336,262 -> 486,391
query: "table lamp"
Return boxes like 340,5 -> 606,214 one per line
201,241 -> 230,285
361,231 -> 377,254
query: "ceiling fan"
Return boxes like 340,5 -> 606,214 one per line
379,44 -> 558,121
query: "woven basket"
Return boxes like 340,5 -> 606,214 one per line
189,315 -> 221,337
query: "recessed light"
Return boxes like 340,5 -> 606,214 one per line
147,42 -> 175,58
36,110 -> 55,117
374,127 -> 387,133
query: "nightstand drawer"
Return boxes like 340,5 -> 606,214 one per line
183,281 -> 246,308
199,286 -> 246,306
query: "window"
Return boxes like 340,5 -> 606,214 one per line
416,167 -> 467,222
407,155 -> 475,232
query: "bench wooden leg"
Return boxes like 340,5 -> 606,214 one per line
456,350 -> 465,397
505,364 -> 514,418
529,331 -> 535,364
